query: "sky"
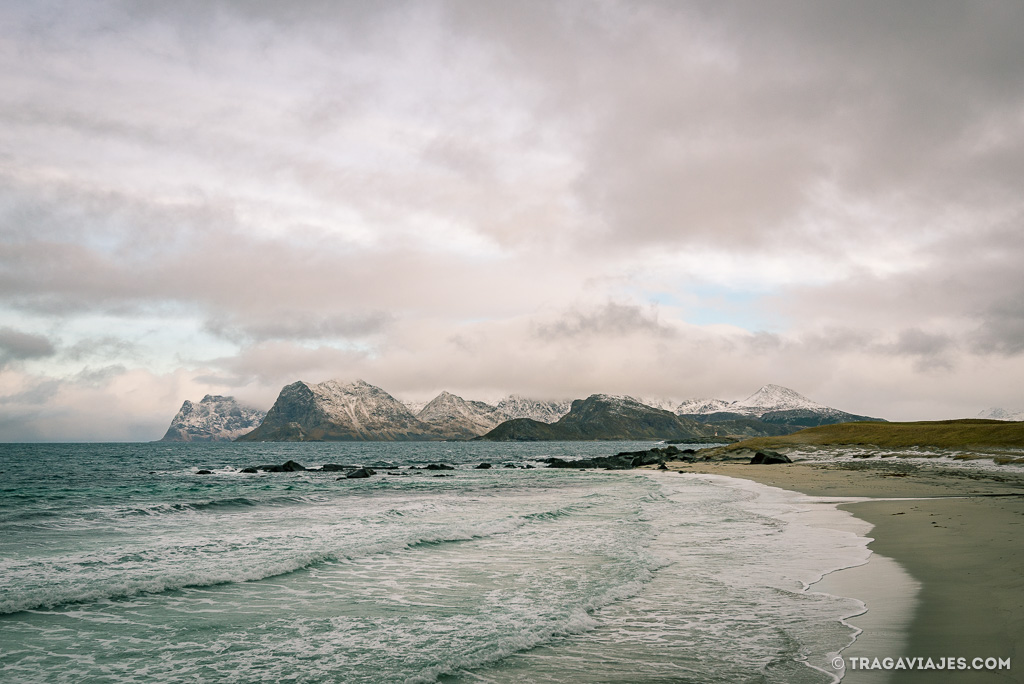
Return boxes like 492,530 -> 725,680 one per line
2,0 -> 1024,440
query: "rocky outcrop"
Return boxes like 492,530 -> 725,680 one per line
236,379 -> 443,442
159,395 -> 266,442
479,395 -> 719,442
542,446 -> 684,470
749,450 -> 792,465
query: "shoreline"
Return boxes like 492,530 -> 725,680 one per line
651,460 -> 1024,683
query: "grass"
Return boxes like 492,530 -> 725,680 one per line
719,419 -> 1024,452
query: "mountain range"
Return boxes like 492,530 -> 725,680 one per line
160,380 -> 885,442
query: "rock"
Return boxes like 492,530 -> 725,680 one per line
749,450 -> 792,465
475,462 -> 492,469
345,468 -> 376,479
240,467 -> 258,474
196,469 -> 213,475
258,460 -> 307,473
321,463 -> 360,471
657,463 -> 668,470
425,463 -> 455,470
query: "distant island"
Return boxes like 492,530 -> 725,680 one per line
159,380 -> 886,443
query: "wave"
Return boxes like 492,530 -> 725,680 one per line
0,501 -> 600,616
116,494 -> 321,517
404,573 -> 654,684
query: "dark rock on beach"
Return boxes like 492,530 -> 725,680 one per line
749,450 -> 792,465
240,467 -> 258,474
475,462 -> 492,469
542,445 -> 690,471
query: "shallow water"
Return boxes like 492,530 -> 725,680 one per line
1,442 -> 872,683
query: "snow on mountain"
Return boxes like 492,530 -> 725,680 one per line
674,385 -> 872,423
160,395 -> 266,442
675,398 -> 736,415
495,395 -> 573,423
732,384 -> 830,415
238,379 -> 436,441
416,391 -> 506,438
630,396 -> 680,412
978,407 -> 1024,421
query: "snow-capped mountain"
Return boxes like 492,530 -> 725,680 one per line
674,384 -> 883,432
159,395 -> 266,442
978,407 -> 1024,421
675,398 -> 735,415
732,384 -> 832,416
416,391 -> 507,438
237,379 -> 439,441
495,395 -> 573,423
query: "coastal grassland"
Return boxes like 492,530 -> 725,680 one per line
714,419 -> 1024,454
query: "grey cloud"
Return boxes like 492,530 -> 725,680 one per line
971,299 -> 1024,356
533,302 -> 676,341
0,327 -> 57,367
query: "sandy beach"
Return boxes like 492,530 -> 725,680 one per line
652,458 -> 1024,683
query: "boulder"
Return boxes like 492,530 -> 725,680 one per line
321,463 -> 360,472
239,467 -> 258,474
196,469 -> 213,475
425,463 -> 455,471
257,460 -> 307,473
749,450 -> 792,465
345,468 -> 376,479
475,463 -> 492,469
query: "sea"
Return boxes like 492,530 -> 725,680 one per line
0,442 -> 878,683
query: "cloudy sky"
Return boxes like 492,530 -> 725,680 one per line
2,0 -> 1024,440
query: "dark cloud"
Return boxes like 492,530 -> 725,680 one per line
0,327 -> 56,367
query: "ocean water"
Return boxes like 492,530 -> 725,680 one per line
0,442 -> 872,683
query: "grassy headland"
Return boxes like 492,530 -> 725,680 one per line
714,418 -> 1024,454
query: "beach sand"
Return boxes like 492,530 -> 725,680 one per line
653,459 -> 1024,683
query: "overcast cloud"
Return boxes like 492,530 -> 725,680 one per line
2,0 -> 1023,440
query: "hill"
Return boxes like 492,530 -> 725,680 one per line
712,419 -> 1024,453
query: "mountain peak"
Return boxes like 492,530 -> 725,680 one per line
734,384 -> 826,413
160,395 -> 266,442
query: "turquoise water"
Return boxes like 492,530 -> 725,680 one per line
0,442 -> 867,683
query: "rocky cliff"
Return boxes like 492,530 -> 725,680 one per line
159,395 -> 266,442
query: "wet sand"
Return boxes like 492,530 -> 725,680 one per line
654,459 -> 1024,683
